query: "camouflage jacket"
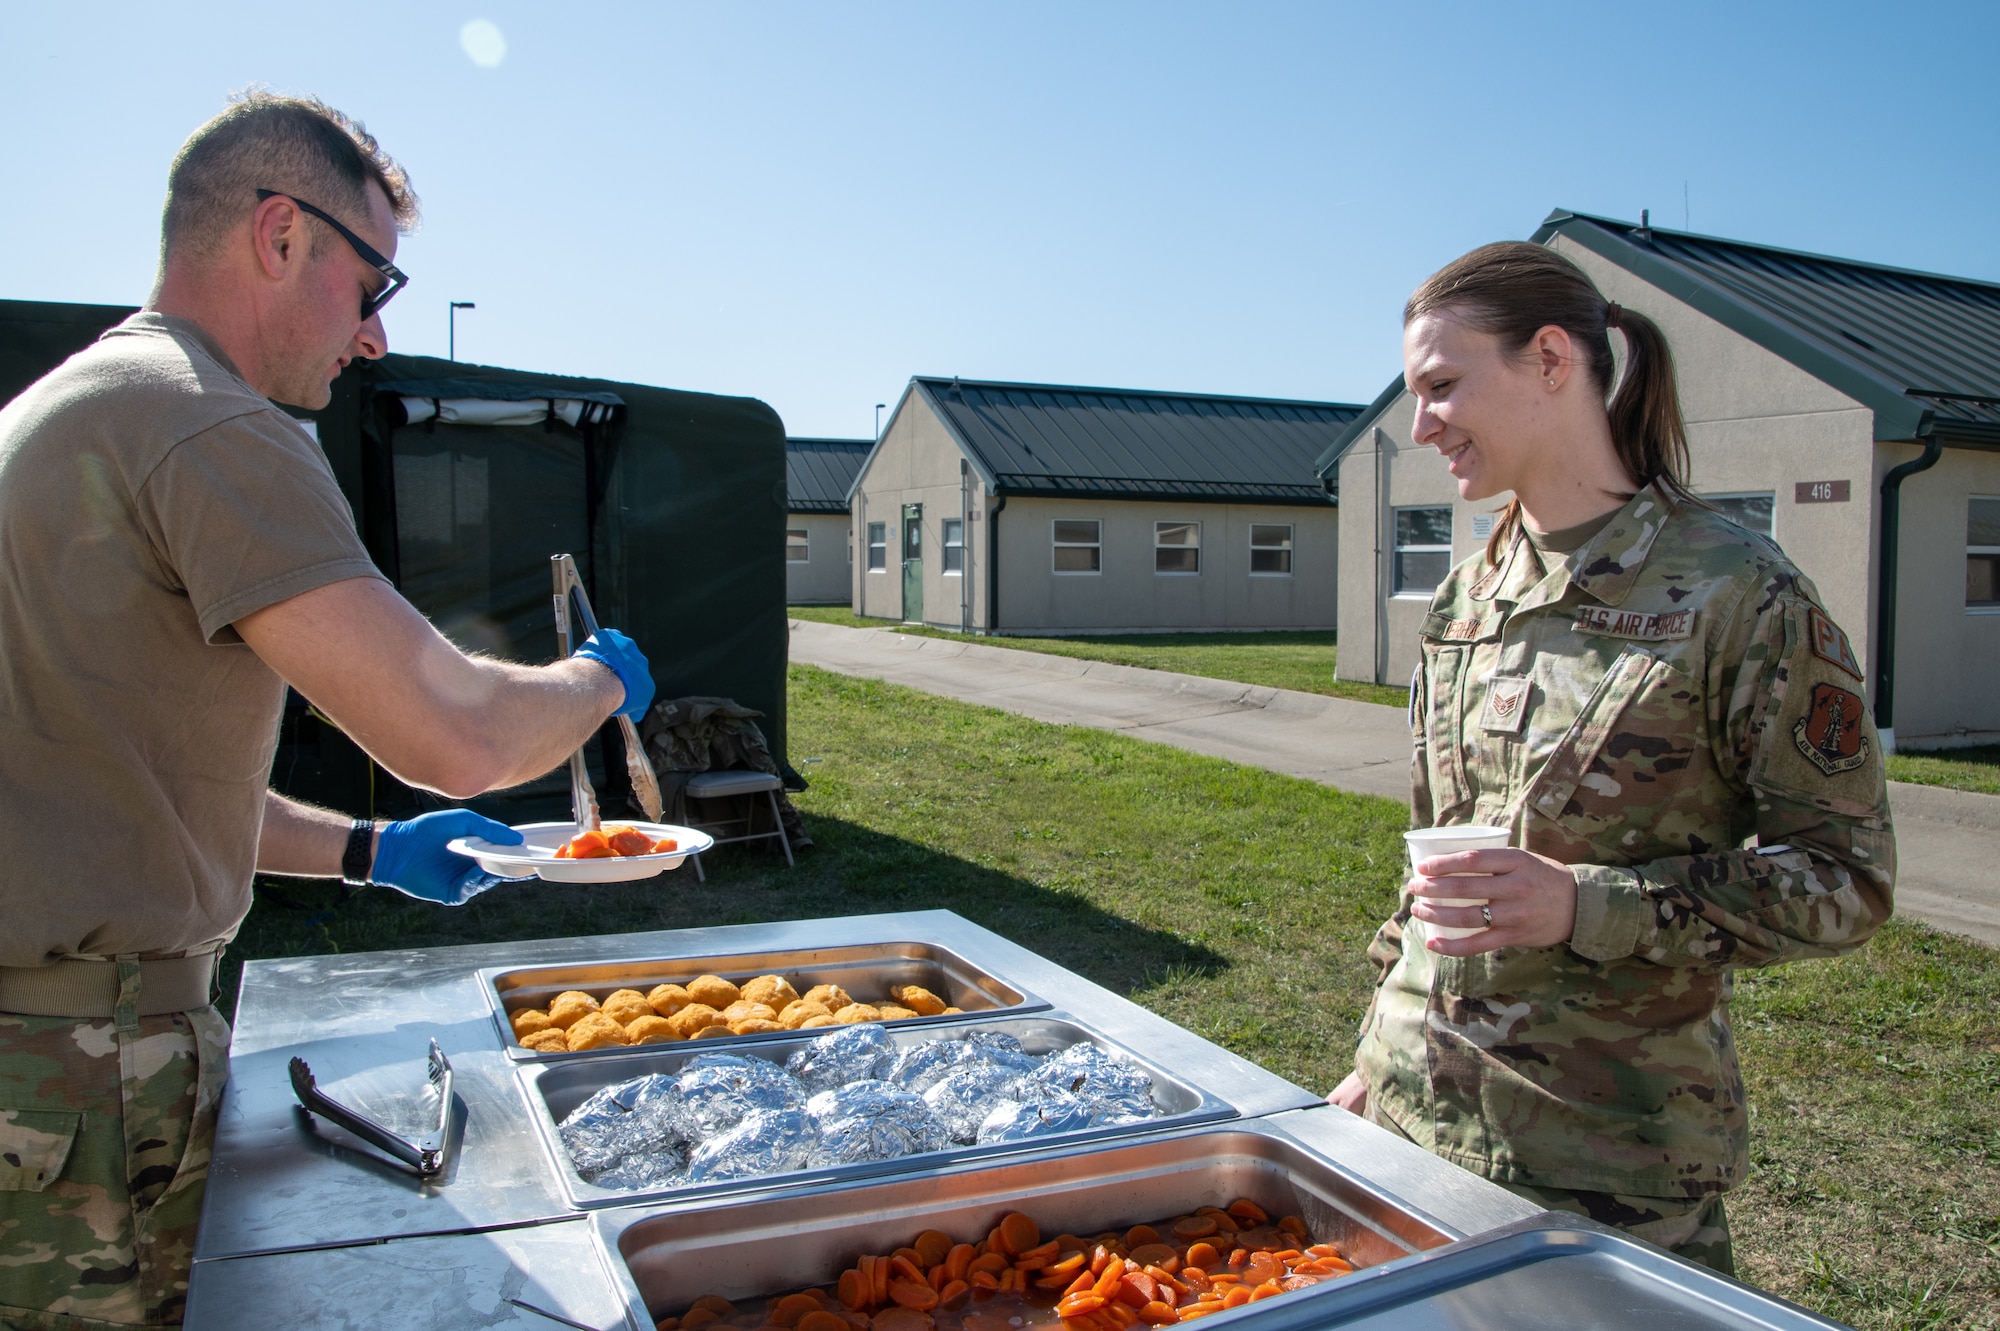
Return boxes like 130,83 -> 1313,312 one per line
1356,484 -> 1895,1197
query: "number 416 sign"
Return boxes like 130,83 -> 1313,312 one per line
1796,480 -> 1851,504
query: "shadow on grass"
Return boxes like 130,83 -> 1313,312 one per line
224,813 -> 1227,1022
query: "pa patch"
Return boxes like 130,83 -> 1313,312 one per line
1792,682 -> 1869,776
1807,608 -> 1863,682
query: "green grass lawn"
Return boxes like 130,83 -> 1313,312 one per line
788,606 -> 1408,708
231,665 -> 1999,1329
1887,745 -> 2000,797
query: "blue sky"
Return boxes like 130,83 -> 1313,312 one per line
4,2 -> 1995,437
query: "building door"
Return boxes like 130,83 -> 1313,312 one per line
902,503 -> 924,623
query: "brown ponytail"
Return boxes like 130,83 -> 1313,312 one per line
1403,242 -> 1694,565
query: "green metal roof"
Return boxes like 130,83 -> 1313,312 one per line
1315,209 -> 2000,479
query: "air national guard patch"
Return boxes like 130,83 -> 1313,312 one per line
1807,608 -> 1864,682
1793,682 -> 1869,776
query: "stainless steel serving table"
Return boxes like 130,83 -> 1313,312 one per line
182,909 -> 1598,1330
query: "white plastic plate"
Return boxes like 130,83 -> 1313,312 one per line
448,821 -> 714,883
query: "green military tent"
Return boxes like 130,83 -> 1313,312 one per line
1,299 -> 792,822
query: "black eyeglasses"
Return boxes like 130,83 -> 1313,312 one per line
256,189 -> 409,319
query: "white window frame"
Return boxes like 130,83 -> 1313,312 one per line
1970,495 -> 2000,614
1249,523 -> 1293,577
1154,520 -> 1201,575
866,521 -> 888,572
1703,491 -> 1776,538
942,518 -> 965,576
1052,518 -> 1102,575
785,527 -> 809,562
1392,506 -> 1452,598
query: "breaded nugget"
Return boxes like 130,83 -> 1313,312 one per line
892,985 -> 948,1017
520,1028 -> 569,1052
778,999 -> 832,1029
511,1008 -> 557,1039
602,994 -> 655,1026
720,1000 -> 778,1026
565,1012 -> 630,1051
729,1018 -> 786,1035
942,1007 -> 963,1015
548,991 -> 601,1030
691,1024 -> 734,1039
666,1002 -> 726,1040
686,974 -> 740,1008
802,984 -> 852,1013
625,1015 -> 679,1045
831,1003 -> 882,1025
646,983 -> 694,1018
739,975 -> 799,1009
877,1004 -> 919,1021
798,1014 -> 838,1029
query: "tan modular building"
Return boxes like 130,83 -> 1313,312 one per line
850,378 -> 1360,634
785,438 -> 871,604
1323,209 -> 2000,749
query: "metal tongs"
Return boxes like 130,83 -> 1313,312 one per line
552,554 -> 664,828
289,1039 -> 454,1177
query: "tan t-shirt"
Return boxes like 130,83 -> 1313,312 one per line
0,313 -> 384,966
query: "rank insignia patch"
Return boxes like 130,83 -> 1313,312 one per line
1792,682 -> 1869,776
1480,675 -> 1532,735
1806,608 -> 1863,682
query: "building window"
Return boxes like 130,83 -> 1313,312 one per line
1155,521 -> 1200,574
942,518 -> 964,574
1393,507 -> 1452,596
1704,491 -> 1775,537
1970,496 -> 2000,610
786,528 -> 809,562
1053,519 -> 1101,574
867,522 -> 887,571
1249,524 -> 1293,575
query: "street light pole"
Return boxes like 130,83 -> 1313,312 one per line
875,402 -> 887,439
449,301 -> 476,361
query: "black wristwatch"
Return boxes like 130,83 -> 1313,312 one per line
341,818 -> 377,886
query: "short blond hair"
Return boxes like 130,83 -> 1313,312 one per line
161,89 -> 419,264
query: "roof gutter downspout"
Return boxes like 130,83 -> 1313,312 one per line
1873,430 -> 1944,753
986,494 -> 1006,634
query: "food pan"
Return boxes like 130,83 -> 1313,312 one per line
480,940 -> 1043,1062
519,1013 -> 1234,1210
593,1119 -> 1459,1329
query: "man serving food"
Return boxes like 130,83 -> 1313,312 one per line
0,92 -> 653,1327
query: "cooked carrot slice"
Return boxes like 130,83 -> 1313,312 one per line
1247,1282 -> 1284,1302
889,1256 -> 926,1286
654,1319 -> 679,1331
942,1244 -> 974,1282
907,1230 -> 951,1267
1102,1304 -> 1138,1329
1183,1241 -> 1219,1271
1121,1225 -> 1160,1248
837,1270 -> 869,1311
887,1279 -> 936,1311
1056,1293 -> 1106,1318
1014,1238 -> 1060,1268
606,827 -> 656,856
798,1312 -> 849,1331
1042,1252 -> 1087,1281
682,1312 -> 719,1331
1278,1215 -> 1307,1239
1136,1302 -> 1176,1327
1115,1271 -> 1156,1308
1225,1199 -> 1267,1226
935,1280 -> 969,1312
870,1308 -> 932,1331
1242,1253 -> 1283,1286
966,1252 -> 1009,1277
1227,1249 -> 1250,1272
1170,1216 -> 1216,1241
1141,1266 -> 1183,1299
870,1254 -> 890,1306
1278,1274 -> 1323,1291
1219,1286 -> 1254,1309
769,1296 -> 819,1327
1092,1262 -> 1125,1300
997,1212 -> 1040,1258
1178,1302 -> 1225,1321
652,837 -> 679,853
554,842 -> 574,858
967,1271 -> 999,1291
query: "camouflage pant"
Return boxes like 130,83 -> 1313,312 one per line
0,967 -> 229,1329
1364,1100 -> 1734,1276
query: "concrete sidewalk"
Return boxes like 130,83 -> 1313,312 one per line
790,619 -> 2000,949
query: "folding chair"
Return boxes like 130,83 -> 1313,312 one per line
683,769 -> 795,882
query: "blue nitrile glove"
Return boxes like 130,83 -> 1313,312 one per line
371,809 -> 526,906
573,628 -> 655,721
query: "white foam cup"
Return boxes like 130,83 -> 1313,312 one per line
1404,825 -> 1512,938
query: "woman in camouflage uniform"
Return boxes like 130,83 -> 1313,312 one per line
1329,243 -> 1894,1275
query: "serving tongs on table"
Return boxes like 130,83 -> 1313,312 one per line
288,1039 -> 454,1177
552,553 -> 664,829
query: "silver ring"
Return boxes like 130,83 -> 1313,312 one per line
1480,904 -> 1494,927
